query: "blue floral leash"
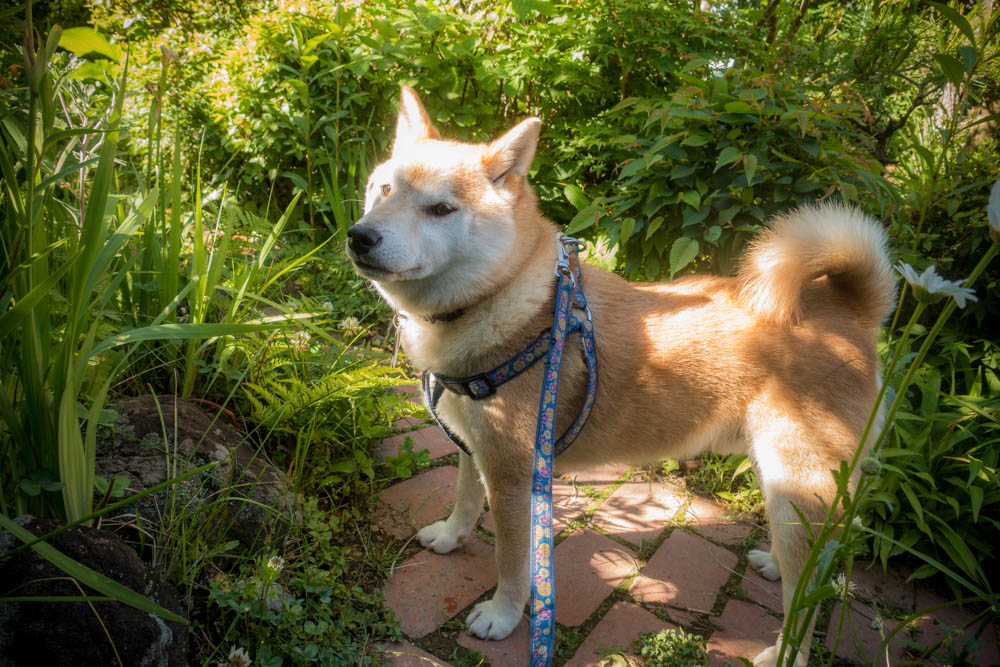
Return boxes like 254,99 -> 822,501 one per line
421,234 -> 598,666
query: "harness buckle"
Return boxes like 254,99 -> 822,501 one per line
460,373 -> 496,399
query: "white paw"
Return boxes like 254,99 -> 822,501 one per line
466,599 -> 522,640
748,549 -> 781,581
416,520 -> 465,554
752,644 -> 806,667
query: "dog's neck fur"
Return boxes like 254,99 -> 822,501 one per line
396,205 -> 559,378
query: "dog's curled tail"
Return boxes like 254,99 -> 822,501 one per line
737,203 -> 896,328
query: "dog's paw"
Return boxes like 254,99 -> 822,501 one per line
752,644 -> 807,667
466,599 -> 522,640
416,520 -> 465,554
748,549 -> 781,581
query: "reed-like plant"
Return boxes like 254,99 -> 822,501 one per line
775,6 -> 999,661
0,10 -> 302,524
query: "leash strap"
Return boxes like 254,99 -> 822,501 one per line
416,235 -> 597,667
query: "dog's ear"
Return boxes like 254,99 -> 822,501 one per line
483,117 -> 541,187
393,86 -> 439,154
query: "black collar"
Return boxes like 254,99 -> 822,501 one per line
422,308 -> 465,324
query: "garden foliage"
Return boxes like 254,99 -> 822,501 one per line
2,0 -> 999,663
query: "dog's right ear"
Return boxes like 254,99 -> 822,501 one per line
393,86 -> 440,155
483,117 -> 542,188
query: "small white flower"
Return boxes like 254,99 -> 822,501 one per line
895,262 -> 978,309
321,300 -> 335,312
570,50 -> 584,62
289,330 -> 311,352
266,555 -> 285,572
988,180 -> 1000,242
340,316 -> 362,337
221,646 -> 251,667
832,573 -> 856,599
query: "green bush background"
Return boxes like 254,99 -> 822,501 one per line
2,0 -> 998,662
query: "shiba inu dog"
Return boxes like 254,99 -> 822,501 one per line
347,87 -> 894,666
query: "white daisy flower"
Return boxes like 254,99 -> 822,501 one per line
340,316 -> 362,337
266,555 -> 285,572
895,262 -> 978,309
289,330 -> 311,352
221,646 -> 250,667
833,573 -> 856,599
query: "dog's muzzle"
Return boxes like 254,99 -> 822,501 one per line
347,224 -> 382,257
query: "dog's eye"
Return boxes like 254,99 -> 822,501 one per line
428,203 -> 456,217
380,184 -> 391,197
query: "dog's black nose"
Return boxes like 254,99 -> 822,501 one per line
347,225 -> 382,255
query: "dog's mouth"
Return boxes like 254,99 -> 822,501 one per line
350,257 -> 421,282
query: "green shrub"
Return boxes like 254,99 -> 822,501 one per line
564,68 -> 898,280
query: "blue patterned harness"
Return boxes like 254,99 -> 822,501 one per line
421,234 -> 598,666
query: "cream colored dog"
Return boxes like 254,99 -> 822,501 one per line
347,87 -> 894,666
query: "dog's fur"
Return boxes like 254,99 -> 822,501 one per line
347,87 -> 895,666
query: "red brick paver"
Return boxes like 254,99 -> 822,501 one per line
551,476 -> 598,534
378,466 -> 457,539
741,563 -> 783,613
680,496 -> 755,546
383,536 -> 497,638
826,599 -> 907,666
912,590 -> 1000,666
630,529 -> 737,613
457,615 -> 530,667
371,452 -> 985,667
590,478 -> 683,546
377,641 -> 453,666
706,600 -> 782,666
555,529 -> 639,626
378,426 -> 456,460
565,602 -> 673,667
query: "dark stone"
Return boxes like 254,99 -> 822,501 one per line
95,394 -> 299,549
0,516 -> 186,666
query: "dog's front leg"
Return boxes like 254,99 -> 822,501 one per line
466,476 -> 531,640
416,451 -> 485,553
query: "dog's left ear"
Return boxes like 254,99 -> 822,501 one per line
394,86 -> 440,154
483,118 -> 541,187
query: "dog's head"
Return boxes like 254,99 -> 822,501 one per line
346,86 -> 541,316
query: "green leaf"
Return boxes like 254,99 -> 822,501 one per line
645,216 -> 663,240
680,190 -> 701,208
669,237 -> 699,278
619,158 -> 646,178
619,218 -> 636,245
0,514 -> 185,624
969,485 -> 983,523
705,225 -> 722,243
59,27 -> 119,61
565,206 -> 601,234
284,171 -> 310,192
715,146 -> 741,171
681,133 -> 711,147
724,101 -> 754,114
930,2 -> 977,45
933,53 -> 966,87
743,153 -> 758,184
797,584 -> 836,609
563,184 -> 590,211
958,45 -> 978,73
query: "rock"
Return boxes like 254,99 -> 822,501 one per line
0,516 -> 186,666
95,395 -> 299,549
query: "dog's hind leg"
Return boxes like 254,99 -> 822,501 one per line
417,451 -> 486,554
747,404 -> 845,667
747,547 -> 781,581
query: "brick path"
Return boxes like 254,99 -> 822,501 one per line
374,394 -> 999,666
